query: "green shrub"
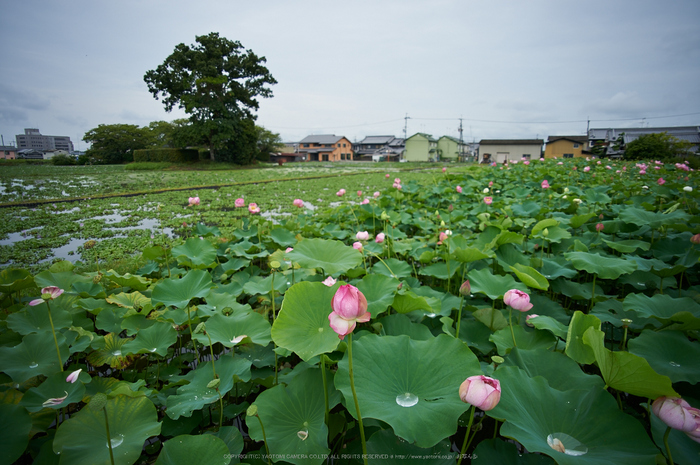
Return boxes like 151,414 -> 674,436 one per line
50,154 -> 76,165
133,148 -> 199,163
124,162 -> 172,171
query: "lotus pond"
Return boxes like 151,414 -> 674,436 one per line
1,158 -> 699,465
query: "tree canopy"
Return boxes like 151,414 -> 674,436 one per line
143,33 -> 276,163
82,124 -> 152,164
623,132 -> 692,160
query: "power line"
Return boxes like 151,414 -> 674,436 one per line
410,111 -> 700,125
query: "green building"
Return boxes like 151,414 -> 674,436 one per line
404,133 -> 437,162
437,135 -> 467,161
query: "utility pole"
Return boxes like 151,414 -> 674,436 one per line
403,113 -> 410,140
458,118 -> 464,161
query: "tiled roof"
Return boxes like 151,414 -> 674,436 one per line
479,139 -> 544,145
298,134 -> 345,144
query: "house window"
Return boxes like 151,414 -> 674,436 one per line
563,153 -> 574,158
341,153 -> 345,160
573,143 -> 580,148
322,154 -> 329,161
343,143 -> 346,147
303,144 -> 309,148
522,154 -> 531,159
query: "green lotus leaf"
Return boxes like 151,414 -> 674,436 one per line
72,281 -> 107,298
269,227 -> 298,247
19,370 -> 87,412
152,269 -> 213,309
453,247 -> 492,263
53,395 -> 161,465
121,322 -> 178,357
627,330 -> 700,384
165,355 -> 252,420
194,222 -> 221,237
142,245 -> 168,261
0,332 -> 69,383
366,428 -> 456,464
564,311 -> 601,365
503,348 -> 604,392
473,438 -> 555,464
355,273 -> 399,317
419,262 -> 459,280
569,212 -> 597,229
246,368 -> 335,465
87,333 -> 133,369
531,219 -> 559,237
210,426 -> 244,458
468,267 -> 527,300
473,307 -> 509,332
494,230 -> 526,246
95,306 -> 128,333
619,207 -> 689,229
220,257 -> 251,274
391,291 -> 440,315
582,326 -> 677,398
193,311 -> 271,348
489,325 -> 556,356
105,291 -> 150,310
379,313 -> 434,340
0,404 -> 32,465
535,226 -> 571,243
334,334 -> 481,448
563,252 -> 637,279
155,434 -> 230,465
603,239 -> 651,254
509,264 -> 549,291
285,238 -> 361,275
7,303 -> 73,335
489,366 -> 659,465
528,315 -> 567,340
459,318 -> 497,354
623,293 -> 700,325
271,281 -> 343,361
242,274 -> 288,296
172,238 -> 218,269
413,286 -> 461,316
103,270 -> 150,291
121,314 -> 155,336
370,258 -> 413,278
539,257 -> 578,280
34,270 -> 92,293
582,189 -> 611,204
0,268 -> 35,294
510,200 -> 541,217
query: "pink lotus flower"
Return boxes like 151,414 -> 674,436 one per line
484,196 -> 493,205
361,198 -> 370,205
373,191 -> 380,198
652,397 -> 700,432
356,231 -> 370,241
285,247 -> 294,253
29,286 -> 65,306
639,170 -> 646,175
328,284 -> 371,338
235,198 -> 245,208
442,167 -> 447,173
583,166 -> 590,172
525,314 -> 539,327
541,180 -> 550,189
385,173 -> 390,178
293,199 -> 304,208
657,177 -> 665,185
503,289 -> 533,312
691,234 -> 700,245
459,280 -> 471,296
456,186 -> 463,193
394,178 -> 401,184
188,196 -> 200,206
459,375 -> 501,411
375,232 -> 385,243
66,369 -> 82,384
322,276 -> 337,287
393,182 -> 402,190
353,242 -> 363,251
488,181 -> 493,187
596,223 -> 604,232
248,203 -> 260,214
357,190 -> 362,197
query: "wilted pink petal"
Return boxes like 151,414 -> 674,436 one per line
66,369 -> 82,384
42,391 -> 69,407
322,276 -> 337,287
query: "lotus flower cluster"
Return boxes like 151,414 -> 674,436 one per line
328,284 -> 371,338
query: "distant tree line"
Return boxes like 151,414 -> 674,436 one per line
81,32 -> 281,165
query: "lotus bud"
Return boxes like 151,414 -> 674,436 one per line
459,375 -> 501,411
459,280 -> 471,296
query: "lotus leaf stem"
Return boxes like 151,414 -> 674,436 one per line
347,333 -> 368,465
45,300 -> 63,372
103,407 -> 115,465
662,426 -> 673,465
457,404 -> 475,465
508,308 -> 517,347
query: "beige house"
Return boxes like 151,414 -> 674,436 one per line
478,139 -> 544,163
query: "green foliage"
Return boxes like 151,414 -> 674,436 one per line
144,32 -> 277,162
50,153 -> 76,165
624,132 -> 693,160
133,148 -> 199,163
83,123 -> 153,164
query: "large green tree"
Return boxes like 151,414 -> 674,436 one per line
254,125 -> 284,162
144,32 -> 276,163
624,132 -> 693,160
82,124 -> 152,164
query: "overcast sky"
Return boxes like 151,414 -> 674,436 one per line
2,0 -> 699,150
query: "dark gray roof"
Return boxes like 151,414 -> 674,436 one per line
358,135 -> 395,144
298,134 -> 345,144
547,135 -> 588,144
